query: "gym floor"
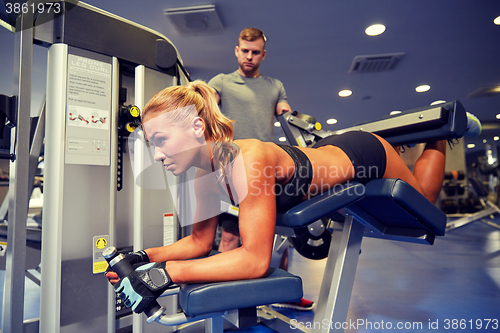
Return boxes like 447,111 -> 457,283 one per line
0,217 -> 499,332
248,217 -> 500,332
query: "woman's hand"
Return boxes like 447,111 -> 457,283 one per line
105,270 -> 120,285
104,249 -> 150,286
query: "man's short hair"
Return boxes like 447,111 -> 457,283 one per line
239,27 -> 266,48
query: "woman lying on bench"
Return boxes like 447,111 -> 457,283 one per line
106,80 -> 468,314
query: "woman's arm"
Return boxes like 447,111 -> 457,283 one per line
145,216 -> 219,262
163,193 -> 277,284
147,168 -> 222,262
163,143 -> 278,284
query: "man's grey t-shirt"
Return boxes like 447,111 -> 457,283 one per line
209,71 -> 288,142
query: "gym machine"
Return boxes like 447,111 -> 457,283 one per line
278,100 -> 467,148
0,1 -> 190,332
445,144 -> 500,232
121,101 -> 468,333
275,100 -> 467,260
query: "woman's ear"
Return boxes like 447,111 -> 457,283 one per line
192,117 -> 206,139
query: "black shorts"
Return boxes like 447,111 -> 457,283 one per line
313,131 -> 387,184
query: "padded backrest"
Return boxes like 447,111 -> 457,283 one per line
276,182 -> 365,228
277,178 -> 446,243
347,179 -> 447,237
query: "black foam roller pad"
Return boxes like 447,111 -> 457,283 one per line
155,39 -> 178,70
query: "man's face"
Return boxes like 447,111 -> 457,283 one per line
235,38 -> 266,76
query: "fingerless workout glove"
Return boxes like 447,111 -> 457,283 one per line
125,250 -> 150,266
115,262 -> 172,314
105,250 -> 150,274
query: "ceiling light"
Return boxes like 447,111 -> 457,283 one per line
496,114 -> 500,119
278,137 -> 287,142
483,139 -> 488,144
467,144 -> 476,149
468,85 -> 500,98
338,89 -> 352,97
415,85 -> 430,93
274,121 -> 281,127
390,111 -> 401,115
430,100 -> 446,105
494,136 -> 499,141
326,118 -> 337,125
494,16 -> 500,25
365,24 -> 386,36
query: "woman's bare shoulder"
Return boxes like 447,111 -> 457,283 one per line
235,139 -> 277,159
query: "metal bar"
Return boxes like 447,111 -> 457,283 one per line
312,216 -> 365,333
333,106 -> 444,136
133,65 -> 146,333
258,305 -> 311,333
1,8 -> 34,333
27,97 -> 45,200
445,206 -> 497,231
39,42 -> 68,333
486,200 -> 500,215
480,219 -> 500,230
204,316 -> 224,333
277,112 -> 309,147
108,56 -> 120,333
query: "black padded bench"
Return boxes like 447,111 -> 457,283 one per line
276,178 -> 446,333
150,178 -> 446,333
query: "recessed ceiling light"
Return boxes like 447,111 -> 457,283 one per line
390,111 -> 401,115
415,85 -> 431,93
467,143 -> 476,149
496,114 -> 500,119
430,100 -> 446,105
326,118 -> 337,125
274,121 -> 281,127
494,136 -> 499,141
278,137 -> 287,142
468,85 -> 500,98
365,24 -> 386,36
494,15 -> 500,25
338,89 -> 352,97
483,139 -> 488,144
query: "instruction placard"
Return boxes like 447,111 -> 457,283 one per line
92,235 -> 109,274
163,213 -> 175,246
65,53 -> 112,166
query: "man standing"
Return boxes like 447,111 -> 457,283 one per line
209,27 -> 314,311
209,27 -> 291,142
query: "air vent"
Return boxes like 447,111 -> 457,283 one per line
165,5 -> 224,37
349,52 -> 405,73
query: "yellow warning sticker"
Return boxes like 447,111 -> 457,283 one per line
0,241 -> 7,257
95,237 -> 107,249
94,261 -> 109,274
93,235 -> 110,274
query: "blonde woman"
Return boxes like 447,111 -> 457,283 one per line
106,80 -> 448,314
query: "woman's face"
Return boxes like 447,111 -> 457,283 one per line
143,111 -> 205,176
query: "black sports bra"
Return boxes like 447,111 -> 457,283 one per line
275,145 -> 313,213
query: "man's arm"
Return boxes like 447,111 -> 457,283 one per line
208,74 -> 222,105
214,90 -> 221,104
276,101 -> 291,116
